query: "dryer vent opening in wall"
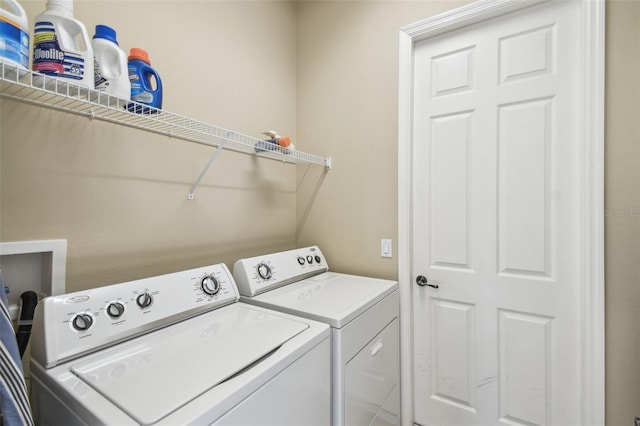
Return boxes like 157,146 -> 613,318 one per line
0,240 -> 66,320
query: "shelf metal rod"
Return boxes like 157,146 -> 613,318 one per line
188,140 -> 228,200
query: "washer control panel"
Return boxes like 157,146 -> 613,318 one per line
31,263 -> 238,368
233,246 -> 328,297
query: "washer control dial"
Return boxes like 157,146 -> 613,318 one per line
306,255 -> 313,264
257,263 -> 272,280
297,256 -> 306,266
72,313 -> 93,331
106,302 -> 125,318
136,292 -> 153,309
201,274 -> 221,296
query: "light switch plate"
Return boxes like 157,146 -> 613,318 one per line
381,239 -> 392,258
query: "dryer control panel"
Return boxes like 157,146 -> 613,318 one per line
31,263 -> 239,368
233,246 -> 328,297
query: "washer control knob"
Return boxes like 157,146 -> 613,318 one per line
314,255 -> 322,264
306,255 -> 313,264
136,292 -> 153,309
201,275 -> 221,296
297,256 -> 306,266
257,263 -> 272,280
72,313 -> 93,331
107,302 -> 125,318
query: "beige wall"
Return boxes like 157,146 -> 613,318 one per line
1,0 -> 638,423
296,0 -> 468,279
2,0 -> 299,291
604,1 -> 640,424
296,0 -> 640,424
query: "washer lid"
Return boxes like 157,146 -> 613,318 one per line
249,272 -> 398,328
70,304 -> 308,425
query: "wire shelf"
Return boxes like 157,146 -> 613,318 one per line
0,62 -> 331,169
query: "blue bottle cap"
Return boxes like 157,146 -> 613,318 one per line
93,25 -> 118,45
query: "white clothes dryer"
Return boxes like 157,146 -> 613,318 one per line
233,246 -> 400,426
29,263 -> 331,425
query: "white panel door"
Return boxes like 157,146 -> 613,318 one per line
412,1 -> 582,425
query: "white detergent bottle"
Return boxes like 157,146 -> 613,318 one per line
92,25 -> 130,100
32,0 -> 93,88
0,0 -> 30,70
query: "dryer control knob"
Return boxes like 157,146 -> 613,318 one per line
136,292 -> 153,309
201,275 -> 221,296
257,263 -> 272,280
72,313 -> 93,331
107,302 -> 125,318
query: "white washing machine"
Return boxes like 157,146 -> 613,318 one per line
233,246 -> 400,426
29,263 -> 331,425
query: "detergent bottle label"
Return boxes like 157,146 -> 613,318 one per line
0,17 -> 29,68
33,21 -> 86,80
94,56 -> 108,90
128,66 -> 154,103
131,89 -> 154,103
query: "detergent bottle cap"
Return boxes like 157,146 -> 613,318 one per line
93,25 -> 118,45
47,0 -> 73,12
129,48 -> 151,64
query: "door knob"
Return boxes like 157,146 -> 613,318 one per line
416,275 -> 439,288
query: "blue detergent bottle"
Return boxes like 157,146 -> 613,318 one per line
127,47 -> 162,113
0,0 -> 30,70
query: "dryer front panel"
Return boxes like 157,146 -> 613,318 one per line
345,318 -> 400,426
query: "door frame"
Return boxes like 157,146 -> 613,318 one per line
397,0 -> 605,424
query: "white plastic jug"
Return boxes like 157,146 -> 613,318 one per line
0,0 -> 29,70
92,24 -> 130,101
32,0 -> 94,88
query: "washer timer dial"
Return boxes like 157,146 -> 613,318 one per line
201,274 -> 221,296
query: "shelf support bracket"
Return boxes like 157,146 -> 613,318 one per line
188,140 -> 228,200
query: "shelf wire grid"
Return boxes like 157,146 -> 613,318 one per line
0,63 -> 330,168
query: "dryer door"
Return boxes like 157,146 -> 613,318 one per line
345,317 -> 399,426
